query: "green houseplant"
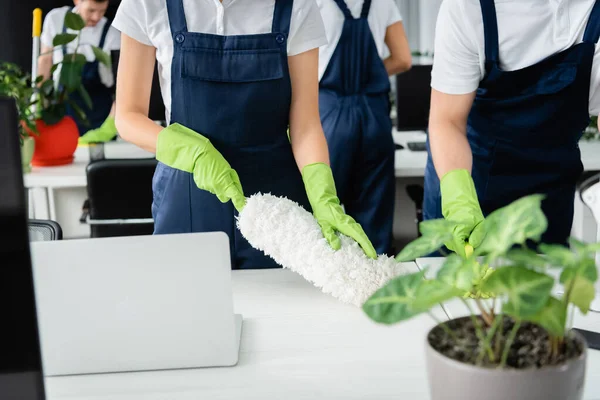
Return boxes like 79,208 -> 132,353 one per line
363,194 -> 599,400
30,10 -> 111,167
0,62 -> 39,172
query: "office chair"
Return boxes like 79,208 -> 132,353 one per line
80,158 -> 157,238
28,219 -> 63,242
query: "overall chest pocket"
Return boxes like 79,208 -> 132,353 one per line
531,64 -> 577,95
181,48 -> 284,83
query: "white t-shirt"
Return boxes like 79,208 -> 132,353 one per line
112,0 -> 328,123
431,0 -> 600,115
316,0 -> 402,80
41,6 -> 121,88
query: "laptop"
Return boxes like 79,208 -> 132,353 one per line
0,97 -> 46,399
30,232 -> 243,376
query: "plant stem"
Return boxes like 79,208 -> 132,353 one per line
475,298 -> 494,326
495,314 -> 504,359
461,298 -> 494,362
477,314 -> 502,364
427,311 -> 458,341
500,320 -> 521,368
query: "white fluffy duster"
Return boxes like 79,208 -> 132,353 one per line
237,193 -> 408,307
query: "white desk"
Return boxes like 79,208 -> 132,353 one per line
45,264 -> 448,400
24,142 -> 153,238
23,133 -> 600,240
41,262 -> 600,399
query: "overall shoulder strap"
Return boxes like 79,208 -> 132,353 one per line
332,0 -> 353,20
166,0 -> 188,35
98,19 -> 112,49
479,0 -> 500,64
272,0 -> 294,36
360,0 -> 372,19
583,0 -> 600,44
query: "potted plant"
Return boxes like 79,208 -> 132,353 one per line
363,194 -> 599,400
0,62 -> 39,172
29,10 -> 111,166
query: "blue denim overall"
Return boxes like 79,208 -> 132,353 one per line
62,11 -> 114,136
424,0 -> 600,246
153,0 -> 311,269
319,0 -> 395,255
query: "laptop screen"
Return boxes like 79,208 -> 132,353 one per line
0,97 -> 46,399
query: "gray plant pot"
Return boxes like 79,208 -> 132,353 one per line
425,319 -> 587,400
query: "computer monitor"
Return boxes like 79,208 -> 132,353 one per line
111,50 -> 166,124
0,97 -> 46,399
395,64 -> 432,132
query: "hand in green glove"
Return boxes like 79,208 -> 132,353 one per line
302,163 -> 377,259
440,169 -> 486,258
78,116 -> 118,144
156,123 -> 246,212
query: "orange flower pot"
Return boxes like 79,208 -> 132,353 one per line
29,117 -> 79,167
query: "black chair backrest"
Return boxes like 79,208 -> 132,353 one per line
395,64 -> 433,132
28,219 -> 63,242
86,158 -> 157,238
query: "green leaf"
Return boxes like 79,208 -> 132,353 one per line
418,218 -> 455,236
518,297 -> 566,337
412,279 -> 463,310
482,266 -> 554,318
40,79 -> 55,96
569,277 -> 596,314
538,244 -> 578,268
505,248 -> 548,269
568,237 -> 588,254
67,100 -> 88,126
41,105 -> 66,125
395,231 -> 452,262
50,62 -> 61,76
436,254 -> 480,292
78,85 -> 93,110
59,58 -> 85,92
363,271 -> 426,324
475,195 -> 548,259
52,33 -> 78,47
64,11 -> 85,31
91,46 -> 112,68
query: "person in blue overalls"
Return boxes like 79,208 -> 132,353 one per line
111,0 -> 377,269
423,0 -> 600,258
316,0 -> 412,256
39,0 -> 120,139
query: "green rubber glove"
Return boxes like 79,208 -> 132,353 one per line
440,169 -> 486,258
302,163 -> 377,259
156,123 -> 246,212
78,116 -> 118,144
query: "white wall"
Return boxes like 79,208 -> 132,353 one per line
396,0 -> 442,54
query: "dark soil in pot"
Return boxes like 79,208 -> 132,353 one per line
428,316 -> 584,369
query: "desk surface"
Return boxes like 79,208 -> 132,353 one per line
45,265 -> 600,400
24,133 -> 600,189
45,266 -> 448,400
24,142 -> 153,189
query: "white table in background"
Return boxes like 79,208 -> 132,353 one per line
22,133 -> 600,241
24,142 -> 153,238
414,257 -> 600,400
45,263 -> 450,400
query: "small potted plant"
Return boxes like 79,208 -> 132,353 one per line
30,10 -> 111,166
363,194 -> 599,400
0,62 -> 39,172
